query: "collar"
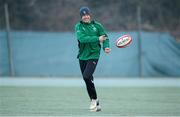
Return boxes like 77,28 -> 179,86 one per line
80,20 -> 95,24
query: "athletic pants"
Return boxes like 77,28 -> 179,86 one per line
79,59 -> 98,100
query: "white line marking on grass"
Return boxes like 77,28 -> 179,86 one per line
0,77 -> 180,87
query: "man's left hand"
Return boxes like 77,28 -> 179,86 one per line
104,48 -> 111,53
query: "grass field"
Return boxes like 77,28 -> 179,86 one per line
0,86 -> 180,116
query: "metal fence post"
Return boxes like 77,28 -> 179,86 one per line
5,3 -> 15,76
137,6 -> 142,77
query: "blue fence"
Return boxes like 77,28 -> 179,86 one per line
0,31 -> 180,77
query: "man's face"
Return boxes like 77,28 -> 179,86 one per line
82,15 -> 91,23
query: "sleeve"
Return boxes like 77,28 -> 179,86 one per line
96,22 -> 110,49
75,24 -> 99,43
103,37 -> 110,49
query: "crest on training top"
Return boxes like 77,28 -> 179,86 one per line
92,25 -> 97,31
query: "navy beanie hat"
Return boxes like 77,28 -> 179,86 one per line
79,6 -> 90,17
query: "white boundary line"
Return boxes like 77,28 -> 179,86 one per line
0,77 -> 180,87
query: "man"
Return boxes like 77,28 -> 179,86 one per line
75,6 -> 110,112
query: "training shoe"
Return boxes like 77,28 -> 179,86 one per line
96,100 -> 101,111
89,99 -> 101,112
89,99 -> 97,110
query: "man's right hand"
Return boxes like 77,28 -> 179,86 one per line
99,35 -> 106,43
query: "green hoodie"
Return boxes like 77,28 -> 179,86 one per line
75,20 -> 110,60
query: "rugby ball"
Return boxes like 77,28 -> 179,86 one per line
116,34 -> 132,48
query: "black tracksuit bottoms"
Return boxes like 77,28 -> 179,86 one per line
79,59 -> 98,100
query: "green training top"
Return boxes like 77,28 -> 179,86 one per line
75,20 -> 110,60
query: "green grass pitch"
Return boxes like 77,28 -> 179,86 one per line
0,86 -> 180,116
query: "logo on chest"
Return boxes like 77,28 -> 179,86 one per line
92,25 -> 97,32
